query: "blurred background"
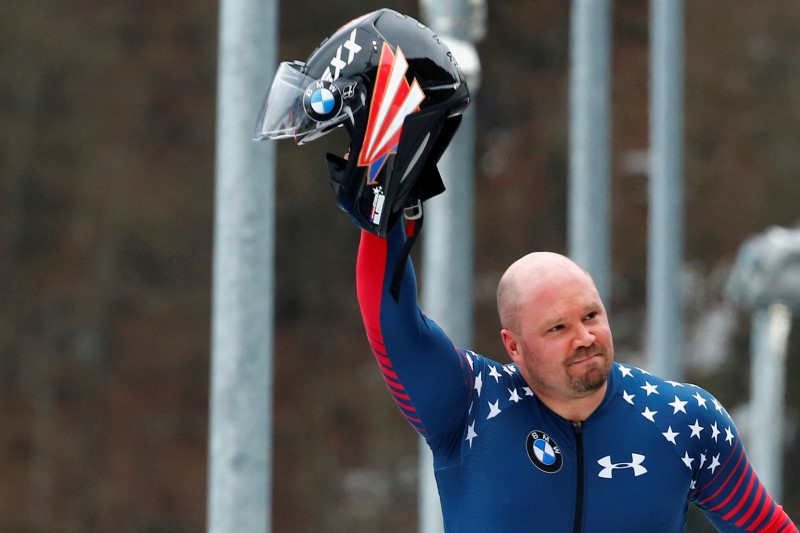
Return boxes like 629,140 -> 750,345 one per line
2,0 -> 799,531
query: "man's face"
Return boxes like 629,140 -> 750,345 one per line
503,267 -> 614,404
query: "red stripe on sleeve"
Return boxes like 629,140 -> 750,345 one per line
735,482 -> 764,528
696,443 -> 745,505
357,230 -> 426,435
747,499 -> 774,532
357,232 -> 388,339
721,469 -> 756,520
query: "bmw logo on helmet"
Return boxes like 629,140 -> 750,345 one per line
303,79 -> 343,122
526,430 -> 563,473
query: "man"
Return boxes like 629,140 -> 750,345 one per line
254,8 -> 797,532
357,222 -> 796,532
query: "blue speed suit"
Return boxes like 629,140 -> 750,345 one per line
356,225 -> 796,533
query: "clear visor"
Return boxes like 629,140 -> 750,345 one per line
254,61 -> 354,143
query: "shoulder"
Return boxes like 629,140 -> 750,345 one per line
463,351 -> 529,392
464,351 -> 535,418
611,363 -> 738,448
613,363 -> 731,416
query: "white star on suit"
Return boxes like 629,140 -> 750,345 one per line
508,388 -> 521,403
668,395 -> 688,414
503,364 -> 516,375
623,390 -> 635,405
712,398 -> 723,412
699,453 -> 707,469
488,365 -> 502,383
693,392 -> 707,408
689,419 -> 704,439
466,421 -> 478,447
666,380 -> 684,388
711,422 -> 720,442
474,372 -> 483,397
641,381 -> 659,396
523,387 -> 534,397
619,365 -> 633,378
642,407 -> 658,422
663,426 -> 679,444
681,451 -> 694,468
487,400 -> 501,419
725,426 -> 735,445
707,453 -> 721,473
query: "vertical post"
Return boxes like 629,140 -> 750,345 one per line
422,107 -> 477,348
748,303 -> 791,501
208,0 -> 277,530
646,0 -> 685,380
568,0 -> 612,302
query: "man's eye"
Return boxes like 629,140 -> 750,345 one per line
548,324 -> 564,333
584,312 -> 598,321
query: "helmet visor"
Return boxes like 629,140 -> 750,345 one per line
254,61 -> 351,142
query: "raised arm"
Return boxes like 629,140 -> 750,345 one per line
356,223 -> 474,449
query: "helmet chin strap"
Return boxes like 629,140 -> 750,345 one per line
389,200 -> 423,303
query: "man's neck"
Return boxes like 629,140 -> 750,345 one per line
537,383 -> 608,423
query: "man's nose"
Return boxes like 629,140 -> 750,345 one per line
571,324 -> 596,350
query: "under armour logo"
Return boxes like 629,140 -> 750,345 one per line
597,454 -> 647,479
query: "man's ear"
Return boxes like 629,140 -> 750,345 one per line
501,328 -> 519,361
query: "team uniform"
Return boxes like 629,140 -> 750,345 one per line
255,6 -> 796,531
357,225 -> 797,533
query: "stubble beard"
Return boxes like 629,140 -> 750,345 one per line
565,346 -> 612,397
519,344 -> 613,402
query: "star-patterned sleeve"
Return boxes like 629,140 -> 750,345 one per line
686,387 -> 796,533
356,225 -> 474,450
615,364 -> 796,532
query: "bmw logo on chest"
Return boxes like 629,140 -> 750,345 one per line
303,80 -> 343,122
526,430 -> 563,473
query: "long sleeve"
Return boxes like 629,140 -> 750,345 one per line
356,224 -> 474,452
690,415 -> 796,532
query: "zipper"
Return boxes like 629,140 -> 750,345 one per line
572,421 -> 584,533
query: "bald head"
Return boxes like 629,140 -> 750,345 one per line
497,252 -> 596,332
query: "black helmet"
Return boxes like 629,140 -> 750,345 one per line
254,8 -> 470,237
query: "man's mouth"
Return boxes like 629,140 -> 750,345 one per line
568,350 -> 603,366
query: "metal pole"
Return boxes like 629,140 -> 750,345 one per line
422,110 -> 477,348
568,0 -> 612,302
420,0 -> 487,42
646,0 -> 685,380
748,303 -> 791,501
208,0 -> 277,529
